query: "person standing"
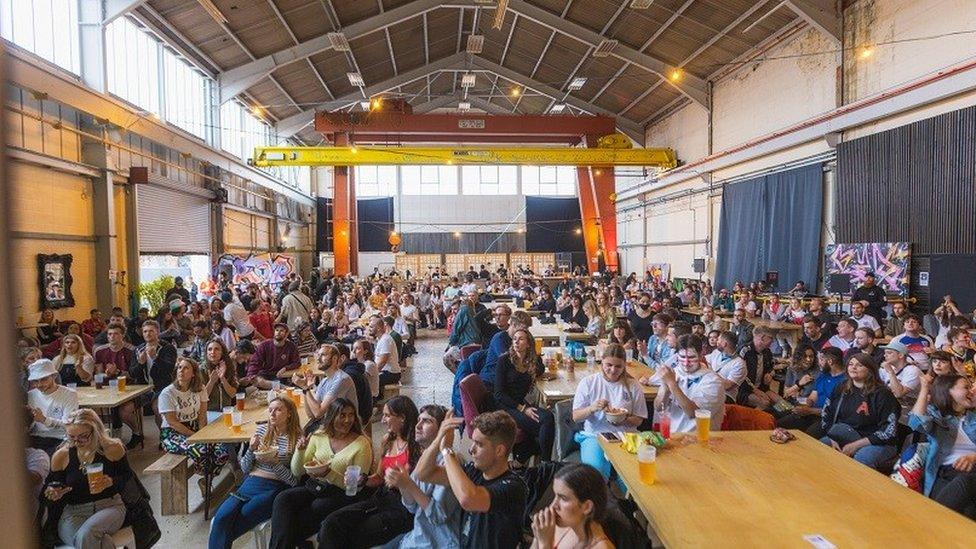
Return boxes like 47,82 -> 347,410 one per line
851,272 -> 887,323
278,280 -> 315,332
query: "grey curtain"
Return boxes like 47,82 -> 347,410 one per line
715,163 -> 823,291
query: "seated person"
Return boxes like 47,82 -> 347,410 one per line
244,323 -> 300,390
707,332 -> 747,404
492,329 -> 554,462
819,353 -> 901,471
825,317 -> 858,352
292,344 -> 359,422
845,327 -> 884,364
755,346 -> 820,416
51,334 -> 94,386
727,309 -> 753,350
777,347 -> 847,434
43,409 -> 129,548
530,464 -> 615,549
943,327 -> 976,379
929,350 -> 962,379
559,294 -> 588,328
909,374 -> 976,517
652,335 -> 725,435
606,320 -> 637,352
736,327 -> 776,407
186,320 -> 214,363
201,339 -> 239,415
572,344 -> 648,481
850,301 -> 882,338
352,339 -> 380,400
209,398 -> 302,549
583,300 -> 605,338
415,410 -> 528,549
879,340 -> 923,405
891,313 -> 934,371
641,313 -> 673,367
270,398 -> 374,549
27,359 -> 79,455
380,405 -> 459,548
798,315 -> 830,353
480,310 -> 532,392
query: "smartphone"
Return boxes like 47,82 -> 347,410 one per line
47,481 -> 65,490
599,432 -> 621,443
255,419 -> 268,425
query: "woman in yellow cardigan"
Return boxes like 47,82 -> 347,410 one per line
268,397 -> 373,549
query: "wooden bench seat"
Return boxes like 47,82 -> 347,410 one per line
143,453 -> 188,516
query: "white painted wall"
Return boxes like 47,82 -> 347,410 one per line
645,104 -> 709,165
358,252 -> 396,275
394,194 -> 526,233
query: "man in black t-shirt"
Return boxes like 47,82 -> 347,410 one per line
798,315 -> 831,355
416,410 -> 527,549
851,272 -> 887,322
737,326 -> 776,406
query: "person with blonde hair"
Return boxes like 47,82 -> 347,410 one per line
52,334 -> 94,386
583,300 -> 605,338
43,408 -> 128,549
209,397 -> 303,549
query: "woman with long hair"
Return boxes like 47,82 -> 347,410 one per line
819,353 -> 901,470
493,329 -> 554,462
52,334 -> 95,386
158,358 -> 230,492
201,338 -> 239,413
209,397 -> 303,549
909,374 -> 976,516
531,463 -> 615,549
43,409 -> 128,548
210,315 -> 237,352
354,338 -> 380,399
560,294 -> 588,328
318,396 -> 421,548
607,320 -> 637,351
583,300 -> 605,338
270,398 -> 373,549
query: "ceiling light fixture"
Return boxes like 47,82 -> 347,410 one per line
461,73 -> 477,88
466,35 -> 484,54
550,103 -> 566,113
328,32 -> 350,52
568,77 -> 587,91
360,101 -> 371,110
593,39 -> 618,57
669,68 -> 684,82
458,101 -> 471,111
858,45 -> 874,60
510,87 -> 521,97
347,72 -> 364,87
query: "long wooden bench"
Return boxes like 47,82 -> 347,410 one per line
144,453 -> 188,516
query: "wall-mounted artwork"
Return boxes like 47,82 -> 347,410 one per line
37,254 -> 75,309
824,242 -> 911,295
647,263 -> 671,285
214,253 -> 295,287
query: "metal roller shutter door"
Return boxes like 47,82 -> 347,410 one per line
136,185 -> 211,254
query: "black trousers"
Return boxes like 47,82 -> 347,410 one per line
505,405 -> 555,461
268,482 -> 366,549
932,465 -> 976,518
317,488 -> 414,549
378,371 -> 401,396
774,412 -> 819,433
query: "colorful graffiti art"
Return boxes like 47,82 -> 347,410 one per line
824,242 -> 911,295
647,263 -> 671,285
214,253 -> 295,287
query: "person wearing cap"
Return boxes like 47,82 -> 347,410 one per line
879,339 -> 924,404
851,272 -> 887,322
27,359 -> 79,455
278,279 -> 315,332
244,323 -> 300,390
712,288 -> 734,313
165,276 -> 191,305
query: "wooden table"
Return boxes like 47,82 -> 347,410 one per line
748,318 -> 804,349
530,323 -> 594,344
600,431 -> 976,547
535,347 -> 657,406
76,384 -> 153,439
188,392 -> 311,444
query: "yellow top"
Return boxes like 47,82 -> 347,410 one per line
291,433 -> 373,488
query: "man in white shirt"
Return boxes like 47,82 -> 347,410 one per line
825,317 -> 857,352
707,332 -> 746,403
850,301 -> 882,338
277,280 -> 315,331
699,305 -> 722,334
345,294 -> 362,323
878,340 -> 923,404
371,315 -> 401,393
654,334 -> 725,434
223,289 -> 257,340
27,359 -> 79,453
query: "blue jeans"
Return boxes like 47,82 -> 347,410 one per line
575,432 -> 627,493
819,437 -> 898,471
209,475 -> 289,549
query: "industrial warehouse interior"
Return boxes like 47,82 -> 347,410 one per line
4,0 -> 976,547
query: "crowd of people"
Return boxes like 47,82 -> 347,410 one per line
18,265 -> 976,548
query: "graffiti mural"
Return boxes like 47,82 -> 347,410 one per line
824,242 -> 911,295
214,253 -> 295,287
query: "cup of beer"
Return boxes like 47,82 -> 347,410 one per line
695,409 -> 712,445
534,338 -> 543,356
291,388 -> 303,407
117,375 -> 126,392
236,392 -> 246,411
638,444 -> 656,485
625,349 -> 634,362
232,411 -> 243,433
85,463 -> 104,492
223,406 -> 234,427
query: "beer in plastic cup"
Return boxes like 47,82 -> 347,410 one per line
291,388 -> 303,407
223,407 -> 234,427
232,411 -> 243,433
344,465 -> 362,496
534,338 -> 543,355
638,444 -> 657,485
695,409 -> 712,445
236,392 -> 246,411
108,379 -> 118,391
85,462 -> 104,492
625,349 -> 634,362
94,373 -> 105,389
117,375 -> 126,392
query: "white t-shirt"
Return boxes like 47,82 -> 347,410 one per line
852,314 -> 881,333
573,373 -> 648,434
346,303 -> 362,323
668,368 -> 726,434
826,335 -> 855,352
943,421 -> 976,466
879,363 -> 923,401
363,359 -> 380,397
28,386 -> 79,440
706,349 -> 746,401
376,332 -> 401,374
223,300 -> 255,337
400,304 -> 419,324
158,385 -> 208,429
315,369 -> 358,412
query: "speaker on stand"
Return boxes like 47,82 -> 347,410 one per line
828,273 -> 852,316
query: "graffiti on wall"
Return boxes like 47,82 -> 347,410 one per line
647,263 -> 671,285
824,242 -> 911,295
214,253 -> 295,287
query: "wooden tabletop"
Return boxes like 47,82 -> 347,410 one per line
187,392 -> 311,444
536,347 -> 657,404
748,318 -> 803,332
530,323 -> 594,342
600,431 -> 976,547
681,307 -> 732,317
76,385 -> 153,409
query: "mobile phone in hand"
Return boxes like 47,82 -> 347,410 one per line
599,432 -> 621,443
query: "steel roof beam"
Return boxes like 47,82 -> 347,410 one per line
785,0 -> 841,43
103,0 -> 148,25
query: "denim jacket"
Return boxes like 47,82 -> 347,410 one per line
908,406 -> 976,496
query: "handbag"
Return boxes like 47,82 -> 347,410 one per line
824,393 -> 863,446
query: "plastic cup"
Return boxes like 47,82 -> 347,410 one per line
94,373 -> 105,389
117,375 -> 126,392
236,392 -> 246,411
232,411 -> 243,433
85,462 -> 103,492
638,444 -> 657,485
625,349 -> 634,362
344,465 -> 362,496
271,380 -> 282,392
291,388 -> 303,407
223,407 -> 234,427
695,409 -> 712,445
66,383 -> 78,390
534,338 -> 543,355
108,379 -> 118,391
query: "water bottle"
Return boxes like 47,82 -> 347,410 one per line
344,465 -> 361,496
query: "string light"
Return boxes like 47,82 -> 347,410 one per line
575,228 -> 582,234
510,87 -> 521,97
454,231 -> 461,238
371,98 -> 382,110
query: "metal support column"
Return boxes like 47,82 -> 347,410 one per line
331,133 -> 358,275
78,0 -> 107,92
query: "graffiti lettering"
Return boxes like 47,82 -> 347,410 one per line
214,253 -> 295,288
824,242 -> 910,296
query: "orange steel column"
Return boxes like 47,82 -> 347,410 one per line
576,167 -> 602,274
590,166 -> 619,274
332,133 -> 358,275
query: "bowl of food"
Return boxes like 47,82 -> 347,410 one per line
303,459 -> 331,476
253,446 -> 277,462
605,407 -> 629,425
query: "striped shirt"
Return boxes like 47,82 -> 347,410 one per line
240,424 -> 299,486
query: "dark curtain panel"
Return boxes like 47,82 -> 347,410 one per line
930,254 -> 976,313
316,197 -> 332,254
401,232 -> 525,254
357,197 -> 394,252
525,196 -> 585,254
715,163 -> 823,290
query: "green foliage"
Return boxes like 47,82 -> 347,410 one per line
137,275 -> 173,316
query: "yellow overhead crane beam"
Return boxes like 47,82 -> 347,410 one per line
249,133 -> 677,168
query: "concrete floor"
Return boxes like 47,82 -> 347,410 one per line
130,327 -> 454,548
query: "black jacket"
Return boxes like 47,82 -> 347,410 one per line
135,341 -> 177,391
341,359 -> 373,424
821,383 -> 901,446
736,343 -> 774,404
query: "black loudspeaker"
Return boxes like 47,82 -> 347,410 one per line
693,258 -> 706,273
828,273 -> 852,294
765,271 -> 779,288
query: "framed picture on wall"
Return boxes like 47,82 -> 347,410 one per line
37,254 -> 75,309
